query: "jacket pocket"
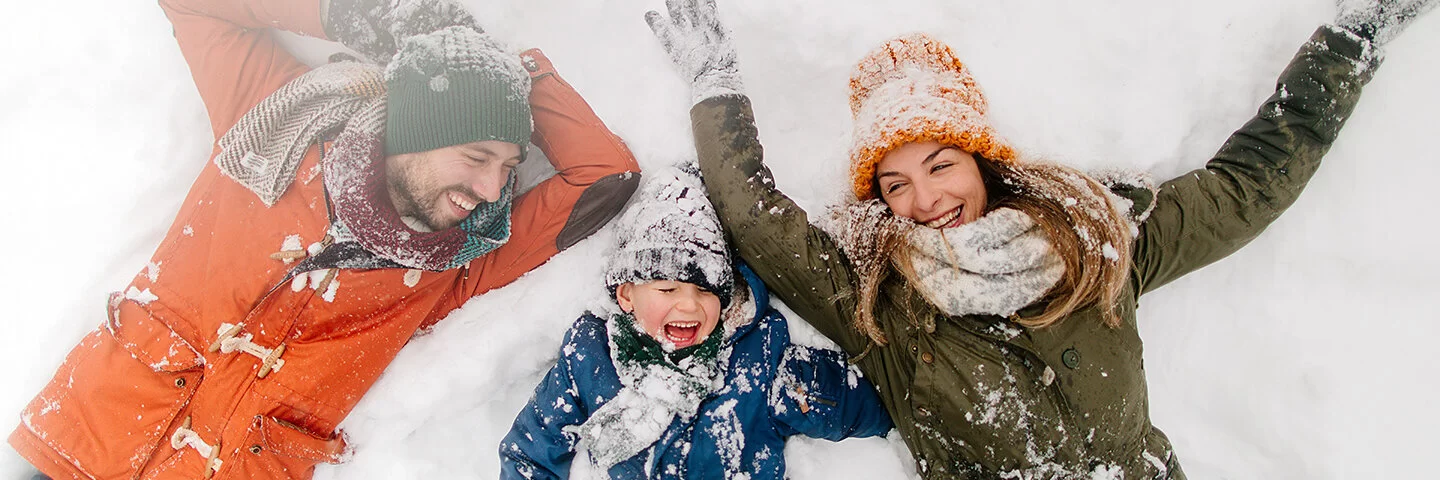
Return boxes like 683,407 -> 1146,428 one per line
222,415 -> 348,479
18,293 -> 203,479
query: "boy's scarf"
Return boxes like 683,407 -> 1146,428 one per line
567,312 -> 725,470
214,62 -> 513,271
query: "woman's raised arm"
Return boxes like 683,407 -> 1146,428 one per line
647,0 -> 871,356
1133,0 -> 1434,293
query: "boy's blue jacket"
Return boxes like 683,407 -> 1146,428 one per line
500,264 -> 893,479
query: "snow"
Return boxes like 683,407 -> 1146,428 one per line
1,1 -> 1438,479
604,163 -> 732,301
123,287 -> 159,306
387,25 -> 532,104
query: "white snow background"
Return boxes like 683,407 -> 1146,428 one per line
1,0 -> 1436,478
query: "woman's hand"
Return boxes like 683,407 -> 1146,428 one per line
1336,0 -> 1438,45
645,0 -> 744,104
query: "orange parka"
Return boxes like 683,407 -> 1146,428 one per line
8,0 -> 640,478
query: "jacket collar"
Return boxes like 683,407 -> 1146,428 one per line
720,262 -> 771,346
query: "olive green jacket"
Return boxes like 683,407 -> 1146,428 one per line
692,26 -> 1377,479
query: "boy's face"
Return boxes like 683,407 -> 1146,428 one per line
615,280 -> 722,349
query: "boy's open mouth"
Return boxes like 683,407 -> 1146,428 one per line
663,321 -> 702,347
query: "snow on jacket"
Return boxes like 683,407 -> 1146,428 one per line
691,26 -> 1378,480
8,1 -> 640,479
499,263 -> 893,479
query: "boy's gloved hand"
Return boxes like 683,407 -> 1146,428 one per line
1336,0 -> 1438,45
645,0 -> 744,104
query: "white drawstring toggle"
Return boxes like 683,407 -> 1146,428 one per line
170,417 -> 223,476
214,323 -> 286,377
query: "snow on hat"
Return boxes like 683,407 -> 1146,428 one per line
384,25 -> 533,156
847,32 -> 1017,201
605,163 -> 734,308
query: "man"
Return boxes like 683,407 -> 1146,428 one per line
9,0 -> 639,478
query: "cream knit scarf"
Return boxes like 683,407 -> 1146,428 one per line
905,207 -> 1064,318
215,62 -> 386,206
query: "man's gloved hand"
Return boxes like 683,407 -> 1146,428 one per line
1336,0 -> 1438,45
326,0 -> 482,64
645,0 -> 744,104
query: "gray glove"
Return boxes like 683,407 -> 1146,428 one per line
325,0 -> 483,64
1336,0 -> 1438,45
645,0 -> 744,104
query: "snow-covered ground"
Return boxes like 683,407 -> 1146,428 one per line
2,0 -> 1437,478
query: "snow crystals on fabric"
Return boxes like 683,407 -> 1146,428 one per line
604,162 -> 733,304
905,208 -> 1064,318
325,0 -> 483,65
846,32 -> 1016,200
1334,0 -> 1431,47
428,74 -> 449,92
386,26 -> 531,104
145,261 -> 161,283
321,276 -> 340,302
705,398 -> 748,479
124,286 -> 158,305
646,0 -> 744,104
280,235 -> 304,263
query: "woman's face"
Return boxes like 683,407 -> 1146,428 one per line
875,140 -> 988,228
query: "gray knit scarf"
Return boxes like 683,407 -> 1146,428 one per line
215,62 -> 386,206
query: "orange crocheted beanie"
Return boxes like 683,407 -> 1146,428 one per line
847,33 -> 1017,201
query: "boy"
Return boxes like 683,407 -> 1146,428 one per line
499,164 -> 892,479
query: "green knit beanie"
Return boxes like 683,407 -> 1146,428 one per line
384,26 -> 533,156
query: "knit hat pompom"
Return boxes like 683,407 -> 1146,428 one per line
847,32 -> 1017,201
384,25 -> 533,156
605,163 -> 734,308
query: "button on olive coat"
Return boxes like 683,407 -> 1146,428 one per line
690,26 -> 1378,479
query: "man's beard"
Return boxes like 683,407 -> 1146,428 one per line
388,167 -> 448,232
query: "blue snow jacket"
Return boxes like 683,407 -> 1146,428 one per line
499,264 -> 893,479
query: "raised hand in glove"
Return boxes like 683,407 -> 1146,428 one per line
1336,0 -> 1438,45
325,0 -> 483,64
645,0 -> 744,104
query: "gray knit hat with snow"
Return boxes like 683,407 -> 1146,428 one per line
605,163 -> 734,308
384,25 -> 533,156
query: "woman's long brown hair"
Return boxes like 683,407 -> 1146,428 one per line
851,156 -> 1133,346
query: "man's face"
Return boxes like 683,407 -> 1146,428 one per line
615,280 -> 723,349
385,140 -> 522,231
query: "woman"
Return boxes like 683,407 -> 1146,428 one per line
644,0 -> 1434,478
